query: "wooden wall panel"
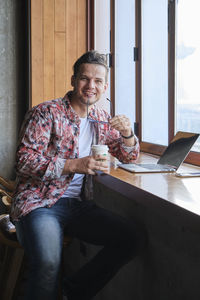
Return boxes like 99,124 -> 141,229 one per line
55,0 -> 66,32
77,0 -> 87,55
66,0 -> 78,91
43,0 -> 55,101
31,0 -> 44,106
55,32 -> 66,98
31,0 -> 87,107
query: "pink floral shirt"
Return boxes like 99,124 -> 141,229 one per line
11,92 -> 139,221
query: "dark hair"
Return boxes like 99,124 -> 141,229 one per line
73,50 -> 109,82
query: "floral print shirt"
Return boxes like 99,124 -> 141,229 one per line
11,92 -> 140,221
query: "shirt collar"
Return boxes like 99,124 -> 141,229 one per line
62,92 -> 81,124
62,91 -> 99,123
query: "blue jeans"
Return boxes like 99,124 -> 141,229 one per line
15,197 -> 145,300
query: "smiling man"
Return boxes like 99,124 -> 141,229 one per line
11,51 -> 145,300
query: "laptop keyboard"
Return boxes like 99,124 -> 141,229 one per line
136,164 -> 172,170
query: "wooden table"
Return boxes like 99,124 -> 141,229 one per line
95,152 -> 200,220
91,153 -> 200,300
111,153 -> 200,215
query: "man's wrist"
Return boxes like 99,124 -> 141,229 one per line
63,159 -> 75,174
121,129 -> 134,139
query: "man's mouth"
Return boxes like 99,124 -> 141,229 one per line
83,91 -> 96,98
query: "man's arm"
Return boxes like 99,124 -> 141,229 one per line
107,114 -> 139,163
16,107 -> 66,181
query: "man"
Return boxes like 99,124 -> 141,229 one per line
11,51 -> 145,300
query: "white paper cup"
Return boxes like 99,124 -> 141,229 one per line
91,145 -> 108,159
91,145 -> 109,173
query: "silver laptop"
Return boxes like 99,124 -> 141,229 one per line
118,131 -> 199,173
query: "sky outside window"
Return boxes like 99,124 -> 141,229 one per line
176,0 -> 200,151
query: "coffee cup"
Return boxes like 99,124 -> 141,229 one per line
91,145 -> 108,159
91,145 -> 109,173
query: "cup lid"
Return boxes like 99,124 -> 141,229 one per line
91,145 -> 108,149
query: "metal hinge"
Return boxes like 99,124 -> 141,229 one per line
134,122 -> 139,137
106,53 -> 113,68
134,47 -> 139,61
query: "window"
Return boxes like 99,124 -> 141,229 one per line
114,0 -> 136,129
141,0 -> 168,146
175,0 -> 200,153
93,0 -> 200,166
137,0 -> 200,165
93,0 -> 111,112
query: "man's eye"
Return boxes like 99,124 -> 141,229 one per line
96,80 -> 103,84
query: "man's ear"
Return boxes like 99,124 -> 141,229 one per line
71,75 -> 75,87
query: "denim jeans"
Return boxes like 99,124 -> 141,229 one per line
15,197 -> 145,300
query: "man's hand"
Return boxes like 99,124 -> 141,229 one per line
109,115 -> 135,146
62,155 -> 109,175
109,115 -> 132,137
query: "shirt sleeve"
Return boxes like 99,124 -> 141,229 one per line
105,128 -> 140,163
15,106 -> 66,181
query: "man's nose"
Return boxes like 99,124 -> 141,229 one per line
87,79 -> 95,88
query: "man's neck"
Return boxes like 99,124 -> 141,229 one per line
70,94 -> 88,118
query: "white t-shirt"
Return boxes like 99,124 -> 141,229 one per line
61,117 -> 93,198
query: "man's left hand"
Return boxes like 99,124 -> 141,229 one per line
109,115 -> 132,137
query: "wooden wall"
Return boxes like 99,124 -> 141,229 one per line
31,0 -> 87,107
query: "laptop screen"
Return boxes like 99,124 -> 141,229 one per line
157,131 -> 199,168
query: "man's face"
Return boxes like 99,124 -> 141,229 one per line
71,63 -> 108,106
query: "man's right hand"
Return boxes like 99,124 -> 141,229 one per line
62,156 -> 109,175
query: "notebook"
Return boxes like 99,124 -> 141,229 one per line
118,131 -> 199,173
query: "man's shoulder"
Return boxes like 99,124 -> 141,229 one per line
33,98 -> 64,111
27,97 -> 68,118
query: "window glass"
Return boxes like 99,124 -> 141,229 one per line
94,0 -> 111,112
142,0 -> 168,145
175,0 -> 200,151
115,0 -> 136,128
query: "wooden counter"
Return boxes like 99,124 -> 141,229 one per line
108,152 -> 200,217
88,153 -> 200,300
94,152 -> 200,223
71,152 -> 200,300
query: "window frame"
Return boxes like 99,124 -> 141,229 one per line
135,0 -> 200,167
92,0 -> 200,166
87,0 -> 95,50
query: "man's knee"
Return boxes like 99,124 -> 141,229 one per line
30,253 -> 61,282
